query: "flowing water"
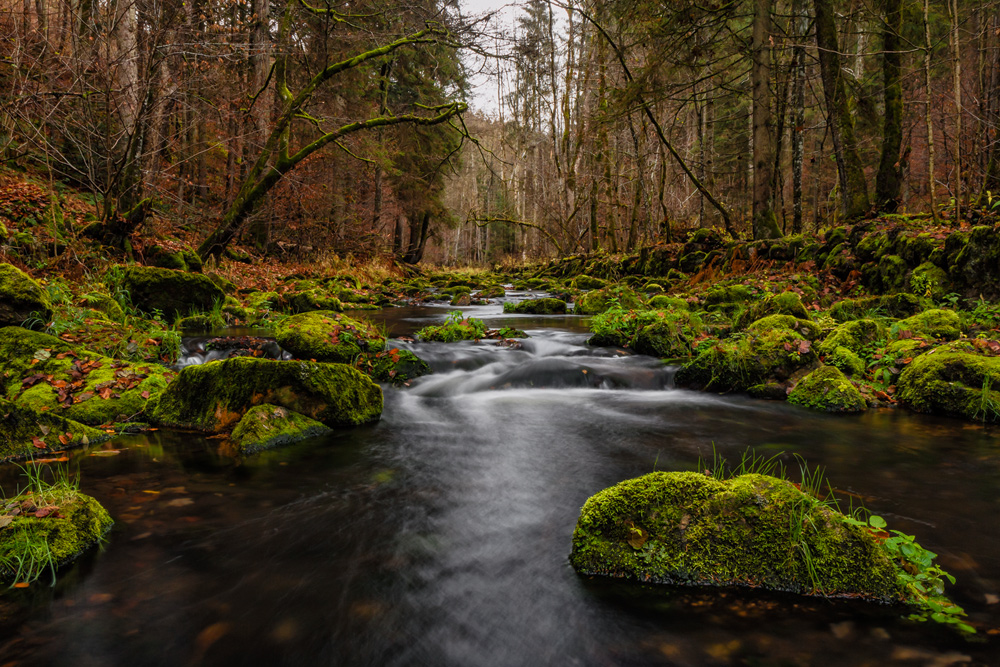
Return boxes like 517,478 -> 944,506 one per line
1,298 -> 998,666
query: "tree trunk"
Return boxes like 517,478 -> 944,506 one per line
791,0 -> 807,233
924,0 -> 939,223
752,0 -> 781,239
814,0 -> 870,219
950,0 -> 962,221
875,0 -> 903,212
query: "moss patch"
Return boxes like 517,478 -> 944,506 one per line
788,366 -> 867,413
229,404 -> 332,454
503,298 -> 567,314
0,263 -> 52,327
115,266 -> 224,319
149,357 -> 382,432
897,347 -> 1000,422
893,309 -> 962,341
0,398 -> 108,461
570,471 -> 903,600
274,310 -> 385,364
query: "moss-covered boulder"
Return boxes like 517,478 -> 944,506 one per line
823,346 -> 865,377
893,309 -> 962,341
948,225 -> 1000,298
908,261 -> 950,299
570,275 -> 607,290
746,314 -> 821,341
149,357 -> 381,432
229,404 -> 332,454
818,319 -> 884,356
675,327 -> 818,393
274,311 -> 385,364
0,327 -> 170,425
701,284 -> 753,308
0,398 -> 109,461
0,489 -> 114,583
569,471 -> 903,600
897,346 -> 1000,422
788,366 -> 866,413
364,348 -> 431,384
735,291 -> 810,329
0,263 -> 52,328
285,289 -> 344,314
146,245 -> 203,273
504,298 -> 567,314
647,295 -> 689,311
829,293 -> 922,321
115,266 -> 225,319
80,292 -> 125,322
574,286 -> 644,315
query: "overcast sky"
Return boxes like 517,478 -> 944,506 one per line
459,0 -> 522,115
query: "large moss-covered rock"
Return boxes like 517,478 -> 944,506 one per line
949,225 -> 1000,298
148,357 -> 382,432
0,263 -> 52,327
897,346 -> 1000,422
746,314 -> 821,341
574,286 -> 644,315
0,490 -> 114,583
0,327 -> 169,425
274,311 -> 385,363
364,348 -> 431,384
823,346 -> 865,377
115,266 -> 225,319
570,275 -> 607,290
675,327 -> 817,393
146,245 -> 203,273
570,471 -> 903,600
285,289 -> 343,314
0,398 -> 108,461
788,366 -> 866,413
818,319 -> 884,356
893,309 -> 962,341
504,298 -> 567,314
229,404 -> 332,454
627,311 -> 703,359
734,291 -> 810,329
829,293 -> 922,321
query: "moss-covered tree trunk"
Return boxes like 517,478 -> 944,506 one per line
814,0 -> 870,220
875,0 -> 903,212
752,0 -> 781,239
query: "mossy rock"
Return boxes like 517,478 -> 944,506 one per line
146,246 -> 203,273
285,289 -> 343,314
734,291 -> 811,329
675,327 -> 818,393
823,346 -> 865,377
149,357 -> 382,432
569,471 -> 903,600
247,291 -> 280,311
632,315 -> 701,359
647,295 -> 688,311
505,298 -> 567,315
788,366 -> 866,413
908,261 -> 949,299
893,309 -> 962,341
701,284 -> 753,309
571,275 -> 607,291
363,348 -> 431,385
864,254 -> 908,293
746,314 -> 821,341
0,327 -> 170,425
574,286 -> 643,315
476,285 -> 506,299
949,225 -> 1000,298
0,263 -> 52,328
208,272 -> 236,294
79,292 -> 125,322
818,319 -> 885,356
829,293 -> 922,322
822,242 -> 857,278
897,346 -> 1000,422
0,398 -> 109,461
450,293 -> 472,307
229,404 -> 332,455
274,311 -> 385,364
855,231 -> 890,263
114,266 -> 224,319
0,490 -> 114,583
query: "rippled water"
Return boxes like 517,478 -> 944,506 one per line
1,300 -> 998,666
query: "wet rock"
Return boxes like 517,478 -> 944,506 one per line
570,274 -> 607,290
897,344 -> 1000,422
363,348 -> 431,385
0,398 -> 109,461
0,263 -> 52,328
818,319 -> 885,356
570,471 -> 903,600
114,266 -> 225,319
148,357 -> 382,432
0,327 -> 169,425
574,286 -> 644,315
229,404 -> 332,454
504,298 -> 567,314
274,311 -> 384,364
893,309 -> 962,341
788,366 -> 866,413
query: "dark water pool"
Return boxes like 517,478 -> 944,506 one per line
1,303 -> 997,666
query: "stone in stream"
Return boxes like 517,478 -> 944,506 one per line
274,310 -> 385,364
113,265 -> 225,319
0,263 -> 52,328
503,297 -> 567,314
0,327 -> 170,426
897,341 -> 1000,422
569,471 -> 904,601
787,365 -> 867,413
573,285 -> 644,315
228,404 -> 332,454
148,356 -> 382,432
0,398 -> 109,461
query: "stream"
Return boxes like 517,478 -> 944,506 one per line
0,297 -> 998,666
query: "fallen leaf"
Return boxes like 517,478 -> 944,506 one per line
0,516 -> 13,529
31,437 -> 46,449
13,582 -> 30,588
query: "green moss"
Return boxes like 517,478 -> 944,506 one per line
908,262 -> 949,299
477,285 -> 506,299
746,314 -> 821,341
361,348 -> 431,384
897,347 -> 1000,422
631,311 -> 703,359
416,312 -> 487,342
0,263 -> 52,327
79,292 -> 125,322
647,295 -> 689,311
829,293 -> 923,321
274,310 -> 385,363
229,404 -> 332,454
675,327 -> 818,393
822,242 -> 856,276
574,286 -> 644,315
208,272 -> 236,294
0,398 -> 109,461
0,489 -> 113,583
149,357 -> 382,432
570,471 -> 902,600
893,309 -> 962,341
702,284 -> 753,308
0,327 -> 170,425
114,266 -> 224,319
818,319 -> 885,355
824,346 -> 865,377
503,298 -> 567,314
855,231 -> 890,263
870,254 -> 908,293
285,289 -> 344,314
788,366 -> 867,413
735,291 -> 811,329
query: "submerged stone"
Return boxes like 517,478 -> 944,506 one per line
0,263 -> 52,328
148,357 -> 382,432
569,471 -> 903,600
274,310 -> 385,364
229,404 -> 332,454
787,366 -> 866,413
